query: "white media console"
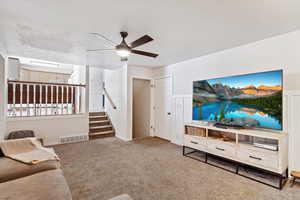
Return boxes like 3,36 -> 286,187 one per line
183,123 -> 288,189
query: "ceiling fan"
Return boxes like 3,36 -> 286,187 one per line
88,32 -> 158,61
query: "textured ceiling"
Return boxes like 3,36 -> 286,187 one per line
1,0 -> 300,68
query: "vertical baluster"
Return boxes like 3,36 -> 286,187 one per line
39,84 -> 42,115
51,85 -> 53,115
20,83 -> 23,117
75,86 -> 78,114
79,86 -> 82,114
45,84 -> 48,116
56,85 -> 59,115
66,86 -> 69,114
61,86 -> 64,114
27,84 -> 30,116
33,84 -> 36,116
12,83 -> 16,116
70,86 -> 73,114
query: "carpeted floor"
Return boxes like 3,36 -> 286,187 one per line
54,137 -> 300,200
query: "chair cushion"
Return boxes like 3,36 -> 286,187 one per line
0,157 -> 60,183
7,130 -> 35,140
0,169 -> 72,200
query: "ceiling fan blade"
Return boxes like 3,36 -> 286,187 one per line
89,33 -> 117,47
130,35 -> 153,48
87,49 -> 114,52
131,50 -> 158,58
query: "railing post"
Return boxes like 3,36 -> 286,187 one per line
12,82 -> 16,116
66,86 -> 69,114
45,84 -> 48,116
70,86 -> 73,114
51,85 -> 54,115
56,85 -> 59,115
27,84 -> 30,116
33,84 -> 36,116
39,84 -> 42,116
61,86 -> 64,114
20,83 -> 23,117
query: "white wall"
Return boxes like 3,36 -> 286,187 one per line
7,57 -> 20,80
170,30 -> 300,96
89,67 -> 104,112
104,64 -> 128,140
153,29 -> 300,172
69,65 -> 86,84
0,54 -> 6,140
6,115 -> 89,146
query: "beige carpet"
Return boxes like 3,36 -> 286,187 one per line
54,137 -> 300,200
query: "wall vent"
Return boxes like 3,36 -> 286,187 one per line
59,135 -> 89,144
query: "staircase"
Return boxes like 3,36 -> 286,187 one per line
89,112 -> 115,139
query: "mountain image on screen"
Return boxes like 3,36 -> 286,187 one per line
192,70 -> 283,130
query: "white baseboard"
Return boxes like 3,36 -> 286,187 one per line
171,139 -> 183,146
115,134 -> 131,142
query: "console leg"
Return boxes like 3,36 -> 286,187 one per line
236,165 -> 239,174
291,177 -> 296,188
279,176 -> 283,190
182,146 -> 185,156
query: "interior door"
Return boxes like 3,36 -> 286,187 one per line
154,77 -> 172,140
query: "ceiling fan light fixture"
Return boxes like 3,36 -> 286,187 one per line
116,49 -> 131,58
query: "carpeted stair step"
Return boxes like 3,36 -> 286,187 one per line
89,130 -> 115,139
89,112 -> 106,116
89,116 -> 108,121
89,125 -> 113,133
89,120 -> 110,127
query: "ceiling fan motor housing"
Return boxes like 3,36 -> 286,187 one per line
88,31 -> 158,61
120,31 -> 128,39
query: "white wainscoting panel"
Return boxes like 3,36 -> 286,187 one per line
287,91 -> 300,173
171,95 -> 192,145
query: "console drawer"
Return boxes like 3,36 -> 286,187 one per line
184,135 -> 206,151
207,140 -> 236,158
237,148 -> 278,169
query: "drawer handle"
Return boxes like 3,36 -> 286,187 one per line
249,156 -> 262,161
191,141 -> 198,144
216,147 -> 225,151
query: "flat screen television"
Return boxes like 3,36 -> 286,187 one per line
192,70 -> 283,130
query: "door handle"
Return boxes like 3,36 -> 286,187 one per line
216,147 -> 225,151
191,141 -> 198,144
167,112 -> 171,115
249,156 -> 262,161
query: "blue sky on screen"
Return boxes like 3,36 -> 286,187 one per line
207,70 -> 282,88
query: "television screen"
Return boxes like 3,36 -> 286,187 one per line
192,70 -> 283,130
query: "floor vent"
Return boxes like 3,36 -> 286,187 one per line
60,135 -> 89,144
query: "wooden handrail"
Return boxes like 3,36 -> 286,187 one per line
103,87 -> 117,109
7,80 -> 86,87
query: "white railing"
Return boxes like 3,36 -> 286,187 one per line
7,80 -> 86,117
103,83 -> 117,110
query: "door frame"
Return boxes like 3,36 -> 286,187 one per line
128,76 -> 154,140
153,76 -> 173,141
132,78 -> 152,139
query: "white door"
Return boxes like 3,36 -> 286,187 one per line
154,77 -> 172,140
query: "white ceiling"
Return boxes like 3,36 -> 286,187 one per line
1,0 -> 300,68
